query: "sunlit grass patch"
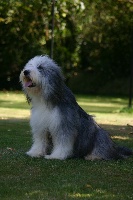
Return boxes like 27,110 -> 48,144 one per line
111,135 -> 130,140
0,91 -> 30,120
69,192 -> 92,198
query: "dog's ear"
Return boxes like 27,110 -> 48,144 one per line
41,67 -> 64,105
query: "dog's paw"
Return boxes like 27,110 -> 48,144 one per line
26,150 -> 43,158
84,154 -> 102,161
45,154 -> 66,160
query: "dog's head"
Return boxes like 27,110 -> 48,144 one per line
20,55 -> 64,104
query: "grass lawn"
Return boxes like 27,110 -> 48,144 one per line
0,91 -> 133,200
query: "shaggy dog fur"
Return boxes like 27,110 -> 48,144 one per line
20,55 -> 133,160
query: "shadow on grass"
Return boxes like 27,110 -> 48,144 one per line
0,99 -> 29,110
100,123 -> 133,149
0,118 -> 133,200
76,95 -> 127,104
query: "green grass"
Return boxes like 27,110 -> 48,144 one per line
0,92 -> 133,200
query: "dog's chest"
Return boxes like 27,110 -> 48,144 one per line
30,103 -> 60,133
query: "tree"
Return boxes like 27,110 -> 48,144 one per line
0,0 -> 83,89
0,0 -> 133,94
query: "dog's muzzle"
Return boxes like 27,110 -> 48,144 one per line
23,70 -> 36,88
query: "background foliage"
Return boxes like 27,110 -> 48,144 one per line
0,0 -> 133,94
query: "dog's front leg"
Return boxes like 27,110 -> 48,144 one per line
45,132 -> 75,160
26,130 -> 48,158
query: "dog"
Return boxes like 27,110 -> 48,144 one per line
20,55 -> 133,160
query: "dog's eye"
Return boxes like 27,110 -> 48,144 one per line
37,65 -> 43,71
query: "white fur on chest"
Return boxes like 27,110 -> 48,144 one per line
30,100 -> 60,134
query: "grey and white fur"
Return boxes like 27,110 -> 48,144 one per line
20,55 -> 133,160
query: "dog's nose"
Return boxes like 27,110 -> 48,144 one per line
23,70 -> 30,76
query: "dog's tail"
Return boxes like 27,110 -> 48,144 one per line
116,145 -> 133,158
85,126 -> 133,160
